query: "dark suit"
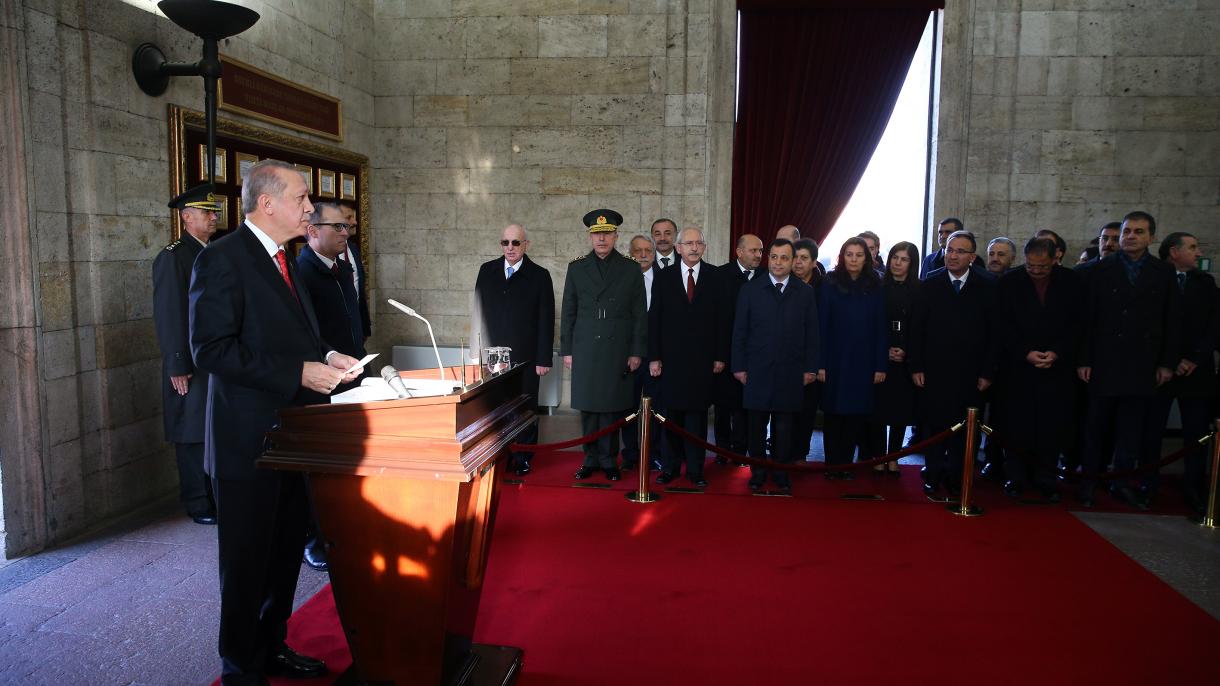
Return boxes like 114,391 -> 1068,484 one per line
908,267 -> 998,489
649,260 -> 725,479
475,254 -> 555,466
920,248 -> 944,278
713,261 -> 755,458
997,266 -> 1083,493
1078,252 -> 1182,498
731,275 -> 819,488
190,224 -> 333,681
152,235 -> 213,516
1151,269 -> 1218,506
345,242 -> 372,340
296,244 -> 366,360
621,264 -> 662,469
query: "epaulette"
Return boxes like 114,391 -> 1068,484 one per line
570,255 -> 585,263
164,239 -> 183,252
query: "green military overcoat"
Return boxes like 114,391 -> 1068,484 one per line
559,249 -> 647,412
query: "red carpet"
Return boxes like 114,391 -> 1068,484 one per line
224,451 -> 1220,685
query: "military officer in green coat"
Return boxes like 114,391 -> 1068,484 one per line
561,209 -> 648,481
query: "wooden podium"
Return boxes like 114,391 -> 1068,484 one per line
260,364 -> 532,685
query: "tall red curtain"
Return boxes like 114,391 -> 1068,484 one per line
730,5 -> 937,251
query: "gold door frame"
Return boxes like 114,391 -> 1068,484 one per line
167,104 -> 370,268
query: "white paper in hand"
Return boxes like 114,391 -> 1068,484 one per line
340,353 -> 378,376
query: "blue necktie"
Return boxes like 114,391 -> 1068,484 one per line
506,266 -> 514,279
952,279 -> 962,293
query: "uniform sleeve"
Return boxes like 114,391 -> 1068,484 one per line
189,248 -> 302,399
559,266 -> 578,357
628,266 -> 647,357
152,249 -> 194,377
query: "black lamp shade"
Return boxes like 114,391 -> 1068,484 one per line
158,0 -> 259,41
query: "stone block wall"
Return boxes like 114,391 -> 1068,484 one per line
934,0 -> 1219,260
0,0 -> 376,557
366,0 -> 737,351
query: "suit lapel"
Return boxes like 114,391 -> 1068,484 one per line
237,226 -> 317,338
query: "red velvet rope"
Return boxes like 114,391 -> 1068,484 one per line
509,413 -> 637,452
654,411 -> 959,473
985,430 -> 1212,482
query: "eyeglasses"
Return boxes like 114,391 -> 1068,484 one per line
313,222 -> 353,233
678,240 -> 706,247
500,239 -> 523,247
945,247 -> 974,256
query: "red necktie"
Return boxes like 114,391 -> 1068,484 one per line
686,267 -> 695,303
275,248 -> 298,301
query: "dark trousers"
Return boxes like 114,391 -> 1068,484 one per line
581,411 -> 622,469
792,384 -> 819,461
662,408 -> 709,478
622,366 -> 661,467
1082,395 -> 1161,495
923,425 -> 966,488
748,410 -> 794,488
1003,429 -> 1060,494
1151,394 -> 1214,498
823,413 -> 870,466
214,469 -> 309,680
510,402 -> 541,468
174,442 -> 214,515
713,403 -> 748,460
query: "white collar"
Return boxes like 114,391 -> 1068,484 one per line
505,257 -> 523,273
244,219 -> 282,258
680,261 -> 701,278
948,267 -> 971,285
736,260 -> 753,274
768,273 -> 790,289
313,250 -> 337,269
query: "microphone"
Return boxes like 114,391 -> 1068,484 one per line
387,299 -> 445,380
380,365 -> 411,399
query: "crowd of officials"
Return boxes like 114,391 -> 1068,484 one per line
478,209 -> 1216,516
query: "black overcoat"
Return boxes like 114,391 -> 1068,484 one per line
1160,269 -> 1219,399
873,277 -> 920,426
153,235 -> 210,443
908,266 -> 998,430
296,244 -> 366,360
731,275 -> 819,413
1078,253 -> 1182,398
712,261 -> 753,408
474,254 -> 555,399
648,260 -> 726,411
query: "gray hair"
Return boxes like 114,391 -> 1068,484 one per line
241,159 -> 296,213
504,223 -> 529,240
678,226 -> 706,243
946,229 -> 977,252
309,201 -> 344,225
629,234 -> 655,250
987,237 -> 1017,253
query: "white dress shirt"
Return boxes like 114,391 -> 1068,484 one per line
643,266 -> 655,310
504,257 -> 523,279
656,250 -> 677,269
768,273 -> 790,291
737,260 -> 754,280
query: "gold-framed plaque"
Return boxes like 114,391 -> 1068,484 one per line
235,152 -> 258,185
198,144 -> 228,183
318,169 -> 336,198
216,195 -> 229,228
339,172 -> 356,200
295,164 -> 314,193
235,196 -> 243,224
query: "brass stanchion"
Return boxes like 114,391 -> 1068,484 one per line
1201,419 -> 1219,529
626,397 -> 661,503
949,407 -> 983,517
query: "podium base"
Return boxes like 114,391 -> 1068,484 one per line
335,644 -> 523,686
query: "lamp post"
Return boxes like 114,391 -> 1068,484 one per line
131,0 -> 259,186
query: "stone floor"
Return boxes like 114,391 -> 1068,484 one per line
1,415 -> 1216,685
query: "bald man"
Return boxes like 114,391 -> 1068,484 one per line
776,225 -> 800,243
713,233 -> 765,462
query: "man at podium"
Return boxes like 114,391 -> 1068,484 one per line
190,159 -> 362,685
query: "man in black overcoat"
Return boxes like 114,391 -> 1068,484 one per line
473,223 -> 555,475
909,230 -> 998,497
190,160 -> 362,684
1150,231 -> 1217,516
997,237 -> 1083,501
338,202 -> 371,343
1076,211 -> 1182,509
153,184 -> 220,524
731,238 -> 820,494
713,233 -> 763,463
649,227 -> 726,487
620,234 -> 662,471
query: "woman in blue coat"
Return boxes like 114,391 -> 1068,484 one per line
817,237 -> 889,479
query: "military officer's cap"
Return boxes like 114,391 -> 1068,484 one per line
169,183 -> 222,212
582,209 -> 623,233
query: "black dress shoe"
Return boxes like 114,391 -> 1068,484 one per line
574,466 -> 596,480
922,482 -> 938,497
512,463 -> 532,476
303,546 -> 328,571
1043,489 -> 1062,504
1003,480 -> 1023,499
265,646 -> 327,678
657,472 -> 676,485
604,467 -> 621,481
190,511 -> 218,525
690,476 -> 708,488
1110,485 -> 1149,511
